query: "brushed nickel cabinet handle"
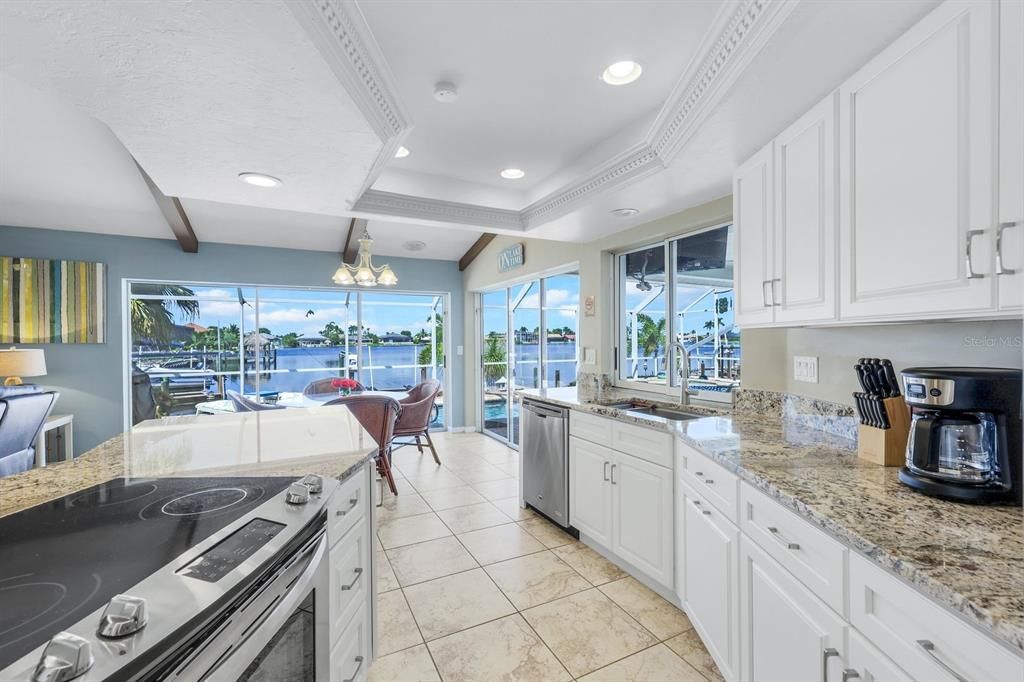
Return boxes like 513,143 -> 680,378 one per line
610,464 -> 617,485
771,278 -> 782,306
336,497 -> 359,516
822,647 -> 840,682
996,220 -> 1019,275
340,567 -> 363,591
842,669 -> 860,682
762,280 -> 771,307
768,526 -> 800,550
916,640 -> 970,682
603,461 -> 610,482
343,655 -> 364,682
966,229 -> 985,279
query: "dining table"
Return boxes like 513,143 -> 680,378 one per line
194,390 -> 410,415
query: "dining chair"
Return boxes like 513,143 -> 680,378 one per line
303,377 -> 366,396
325,394 -> 401,495
226,390 -> 285,412
392,379 -> 442,465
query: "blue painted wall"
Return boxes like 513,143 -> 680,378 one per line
0,225 -> 465,455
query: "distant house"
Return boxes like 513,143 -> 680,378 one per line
380,332 -> 412,344
297,335 -> 329,347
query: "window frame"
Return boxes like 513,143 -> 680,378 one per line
612,220 -> 737,400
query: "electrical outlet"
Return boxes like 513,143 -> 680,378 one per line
794,355 -> 819,383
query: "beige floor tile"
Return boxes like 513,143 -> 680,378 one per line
403,568 -> 516,641
386,536 -> 478,586
368,643 -> 441,682
457,523 -> 545,565
435,502 -> 515,534
484,551 -> 591,610
404,469 -> 467,492
521,589 -> 658,677
599,577 -> 693,640
377,512 -> 452,549
665,629 -> 724,681
471,477 -> 520,501
453,463 -> 511,483
492,497 -> 538,521
377,492 -> 433,522
427,614 -> 570,682
376,550 -> 400,593
377,590 -> 424,656
419,485 -> 486,511
517,517 -> 574,549
551,542 -> 628,585
578,644 -> 706,682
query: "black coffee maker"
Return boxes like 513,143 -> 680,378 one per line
898,367 -> 1022,505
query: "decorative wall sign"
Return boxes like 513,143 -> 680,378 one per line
497,243 -> 525,273
0,256 -> 106,343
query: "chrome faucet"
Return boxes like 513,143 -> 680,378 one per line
672,342 -> 699,406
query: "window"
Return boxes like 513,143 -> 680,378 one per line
616,224 -> 740,398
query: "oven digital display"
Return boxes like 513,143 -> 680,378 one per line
179,518 -> 285,583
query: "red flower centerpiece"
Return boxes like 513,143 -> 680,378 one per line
331,378 -> 360,396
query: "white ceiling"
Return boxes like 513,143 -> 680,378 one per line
0,0 -> 945,255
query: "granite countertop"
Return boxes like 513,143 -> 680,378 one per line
0,405 -> 378,518
520,386 -> 1024,655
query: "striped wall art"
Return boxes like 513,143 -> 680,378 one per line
0,256 -> 106,343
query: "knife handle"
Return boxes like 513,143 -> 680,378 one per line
881,360 -> 900,397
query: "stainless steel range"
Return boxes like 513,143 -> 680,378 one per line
0,473 -> 338,681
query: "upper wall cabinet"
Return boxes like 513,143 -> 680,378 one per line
839,0 -> 997,320
735,143 -> 775,327
998,0 -> 1023,312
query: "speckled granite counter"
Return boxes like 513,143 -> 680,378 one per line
0,406 -> 377,518
520,387 -> 1024,655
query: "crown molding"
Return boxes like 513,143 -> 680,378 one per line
346,0 -> 797,231
352,190 -> 524,231
289,0 -> 409,141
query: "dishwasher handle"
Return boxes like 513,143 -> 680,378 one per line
523,400 -> 567,420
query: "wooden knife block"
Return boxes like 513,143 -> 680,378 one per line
857,396 -> 911,466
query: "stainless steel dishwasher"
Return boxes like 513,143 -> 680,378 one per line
521,399 -> 569,527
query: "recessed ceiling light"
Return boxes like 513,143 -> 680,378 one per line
611,207 -> 639,217
238,172 -> 282,188
500,168 -> 525,180
602,60 -> 642,85
403,240 -> 426,252
395,146 -> 410,158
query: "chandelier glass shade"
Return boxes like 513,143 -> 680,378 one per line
332,228 -> 398,287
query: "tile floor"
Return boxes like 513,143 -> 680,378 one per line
367,432 -> 724,682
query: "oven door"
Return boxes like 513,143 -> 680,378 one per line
174,530 -> 330,681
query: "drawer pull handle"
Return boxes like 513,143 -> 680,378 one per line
705,479 -> 714,485
337,497 -> 359,517
768,526 -> 800,550
695,471 -> 704,476
340,567 -> 364,591
343,655 -> 364,682
822,647 -> 839,682
842,669 -> 860,682
701,510 -> 711,516
916,640 -> 970,682
604,461 -> 610,482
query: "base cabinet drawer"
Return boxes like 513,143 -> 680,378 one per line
570,410 -> 613,444
610,420 -> 672,468
330,519 -> 371,641
330,604 -> 369,682
739,535 -> 847,682
847,629 -> 912,682
330,464 -> 369,547
678,440 -> 739,522
849,553 -> 1024,682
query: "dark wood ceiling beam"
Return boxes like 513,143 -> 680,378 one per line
342,217 -> 366,264
135,160 -> 199,253
459,233 -> 496,271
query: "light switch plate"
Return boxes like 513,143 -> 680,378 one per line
456,345 -> 464,356
794,355 -> 818,383
583,347 -> 596,365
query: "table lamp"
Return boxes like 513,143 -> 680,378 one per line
0,347 -> 47,386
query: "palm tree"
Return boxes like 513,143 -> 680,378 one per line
131,284 -> 198,342
636,314 -> 666,376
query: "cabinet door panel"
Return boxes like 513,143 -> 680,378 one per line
569,436 -> 612,546
739,537 -> 846,682
683,485 -> 739,680
839,0 -> 997,319
611,452 -> 673,588
774,94 -> 837,324
735,142 -> 775,327
998,0 -> 1024,310
847,629 -> 913,682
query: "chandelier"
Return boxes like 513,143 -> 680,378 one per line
332,228 -> 398,287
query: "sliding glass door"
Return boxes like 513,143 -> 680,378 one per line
478,271 -> 579,447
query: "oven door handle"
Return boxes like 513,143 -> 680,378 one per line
204,532 -> 328,681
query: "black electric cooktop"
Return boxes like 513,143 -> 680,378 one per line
0,476 -> 293,669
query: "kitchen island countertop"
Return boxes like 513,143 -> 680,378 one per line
0,406 -> 378,518
520,386 -> 1024,656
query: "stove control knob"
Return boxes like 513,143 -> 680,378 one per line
32,631 -> 93,682
98,594 -> 148,638
300,474 -> 324,495
285,482 -> 311,505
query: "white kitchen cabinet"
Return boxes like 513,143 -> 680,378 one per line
998,0 -> 1024,311
734,142 -> 775,327
682,483 -> 739,681
569,436 -> 613,547
838,0 -> 998,320
846,629 -> 913,682
611,451 -> 674,587
738,536 -> 847,682
772,93 -> 837,324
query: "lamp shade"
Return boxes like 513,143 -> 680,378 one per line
0,347 -> 47,378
